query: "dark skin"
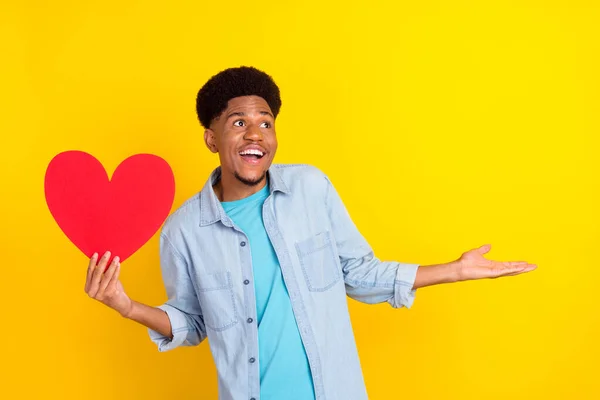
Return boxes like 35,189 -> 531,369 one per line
204,95 -> 278,202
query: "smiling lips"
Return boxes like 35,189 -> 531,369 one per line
239,147 -> 266,165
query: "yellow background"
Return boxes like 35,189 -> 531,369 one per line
2,1 -> 598,399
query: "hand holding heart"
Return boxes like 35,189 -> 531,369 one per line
85,251 -> 133,317
45,151 -> 174,315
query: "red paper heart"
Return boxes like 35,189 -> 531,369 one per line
45,151 -> 175,264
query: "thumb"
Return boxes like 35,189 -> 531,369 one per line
478,244 -> 492,254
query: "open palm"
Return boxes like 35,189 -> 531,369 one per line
457,244 -> 537,281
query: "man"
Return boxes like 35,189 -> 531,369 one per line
84,66 -> 536,400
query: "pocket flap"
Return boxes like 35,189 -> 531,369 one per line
197,270 -> 231,292
295,231 -> 332,256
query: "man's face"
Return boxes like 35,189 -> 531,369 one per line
204,95 -> 277,187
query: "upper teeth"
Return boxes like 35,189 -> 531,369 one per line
240,149 -> 264,156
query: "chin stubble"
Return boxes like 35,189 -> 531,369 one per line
234,171 -> 266,187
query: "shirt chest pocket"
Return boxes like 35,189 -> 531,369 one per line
195,271 -> 238,331
295,230 -> 342,292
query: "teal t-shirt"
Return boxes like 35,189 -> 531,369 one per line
221,183 -> 315,400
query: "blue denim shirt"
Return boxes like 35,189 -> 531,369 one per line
148,164 -> 420,400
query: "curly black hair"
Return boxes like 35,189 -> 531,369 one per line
195,66 -> 282,129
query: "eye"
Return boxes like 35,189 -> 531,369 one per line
233,120 -> 245,127
260,122 -> 271,128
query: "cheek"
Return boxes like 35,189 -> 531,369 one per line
219,136 -> 238,154
269,135 -> 278,150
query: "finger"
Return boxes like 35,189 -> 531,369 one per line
98,256 -> 120,295
501,261 -> 529,267
497,264 -> 537,277
87,252 -> 98,272
98,251 -> 112,273
97,251 -> 111,272
511,263 -> 536,271
504,270 -> 527,277
85,253 -> 99,292
106,261 -> 121,293
490,263 -> 524,277
89,251 -> 111,297
502,268 -> 535,277
478,244 -> 492,255
522,264 -> 537,272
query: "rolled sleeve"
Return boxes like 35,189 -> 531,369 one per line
387,263 -> 419,309
148,304 -> 204,352
324,173 -> 420,309
148,232 -> 207,351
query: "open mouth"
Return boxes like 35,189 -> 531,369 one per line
239,149 -> 265,164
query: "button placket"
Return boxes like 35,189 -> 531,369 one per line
233,228 -> 260,397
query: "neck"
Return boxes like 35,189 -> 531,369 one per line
213,172 -> 267,202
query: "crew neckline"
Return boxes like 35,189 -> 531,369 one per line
220,182 -> 270,208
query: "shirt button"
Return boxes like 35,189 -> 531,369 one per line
251,398 -> 256,400
240,241 -> 246,247
243,279 -> 250,285
247,318 -> 253,323
249,357 -> 255,363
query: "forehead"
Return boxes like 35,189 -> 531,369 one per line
225,95 -> 271,112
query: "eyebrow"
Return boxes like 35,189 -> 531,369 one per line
226,111 -> 274,120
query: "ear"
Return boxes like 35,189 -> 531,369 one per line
204,128 -> 218,153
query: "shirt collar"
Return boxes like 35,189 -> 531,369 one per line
199,165 -> 290,226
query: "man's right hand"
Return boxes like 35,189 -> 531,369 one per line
85,251 -> 133,318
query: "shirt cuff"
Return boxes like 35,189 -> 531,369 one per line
147,304 -> 193,352
387,263 -> 419,309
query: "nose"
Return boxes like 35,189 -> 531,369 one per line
244,123 -> 263,141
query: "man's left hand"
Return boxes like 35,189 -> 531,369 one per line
456,244 -> 537,281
